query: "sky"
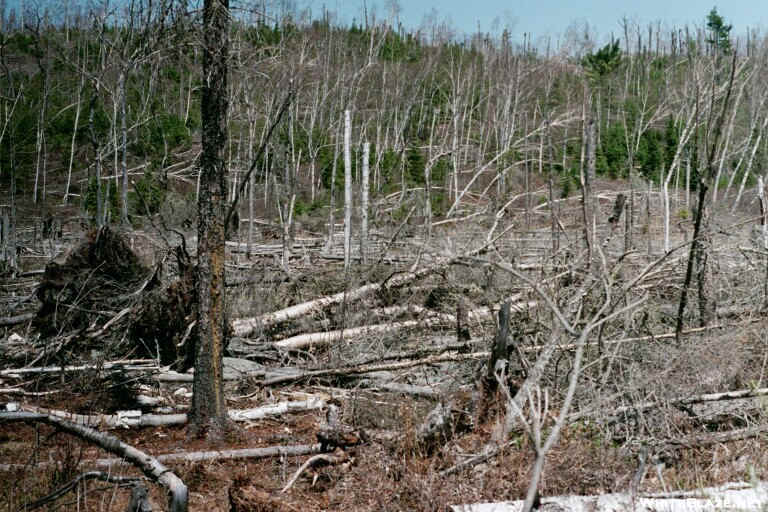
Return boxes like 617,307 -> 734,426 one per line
323,0 -> 768,45
3,0 -> 766,48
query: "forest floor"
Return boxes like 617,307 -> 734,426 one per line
2,183 -> 768,511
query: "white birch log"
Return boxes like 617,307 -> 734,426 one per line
17,399 -> 326,429
450,481 -> 768,512
270,303 -> 535,351
0,444 -> 321,472
0,359 -> 157,378
231,238 -> 510,337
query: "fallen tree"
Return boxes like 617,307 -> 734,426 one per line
17,398 -> 327,429
450,481 -> 768,512
0,411 -> 188,511
0,443 -> 321,472
270,302 -> 535,351
232,224 -> 517,337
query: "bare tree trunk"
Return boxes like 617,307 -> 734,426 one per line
360,141 -> 370,264
192,0 -> 230,438
120,69 -> 129,224
33,47 -> 49,205
582,117 -> 596,263
676,53 -> 736,342
759,176 -> 768,250
326,122 -> 340,252
546,120 -> 558,254
64,56 -> 85,205
343,109 -> 352,270
484,302 -> 510,392
647,180 -> 653,257
88,92 -> 104,226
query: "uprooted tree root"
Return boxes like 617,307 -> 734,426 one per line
35,226 -> 154,336
34,226 -> 198,368
131,245 -> 198,367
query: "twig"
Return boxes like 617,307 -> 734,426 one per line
22,471 -> 142,510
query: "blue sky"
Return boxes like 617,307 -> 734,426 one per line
323,0 -> 768,44
4,0 -> 765,48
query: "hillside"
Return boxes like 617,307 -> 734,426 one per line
2,3 -> 768,511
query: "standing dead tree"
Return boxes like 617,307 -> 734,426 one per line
675,50 -> 737,341
192,0 -> 231,437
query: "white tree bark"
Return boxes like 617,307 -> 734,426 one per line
15,399 -> 327,429
343,109 -> 353,270
451,482 -> 768,512
360,141 -> 370,264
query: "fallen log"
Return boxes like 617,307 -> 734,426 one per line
0,443 -> 321,472
659,424 -> 768,450
0,359 -> 157,378
263,351 -> 489,386
450,481 -> 768,512
0,411 -> 188,511
232,225 -> 517,337
0,312 -> 35,326
583,386 -> 768,426
18,398 -> 327,429
271,302 -> 535,351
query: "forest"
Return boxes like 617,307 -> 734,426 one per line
2,1 -> 768,510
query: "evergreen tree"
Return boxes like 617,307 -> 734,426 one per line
706,7 -> 732,55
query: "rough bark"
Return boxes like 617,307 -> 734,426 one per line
192,0 -> 230,437
484,302 -> 510,392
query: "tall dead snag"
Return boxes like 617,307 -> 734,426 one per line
360,141 -> 370,264
343,109 -> 352,270
582,117 -> 597,263
676,52 -> 737,342
192,0 -> 230,437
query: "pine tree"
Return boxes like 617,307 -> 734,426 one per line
706,7 -> 732,55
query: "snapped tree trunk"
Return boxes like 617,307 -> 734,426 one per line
192,0 -> 230,437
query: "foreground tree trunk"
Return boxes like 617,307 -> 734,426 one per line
192,0 -> 230,437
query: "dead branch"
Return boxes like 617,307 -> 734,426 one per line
0,411 -> 188,511
281,448 -> 350,493
22,471 -> 144,511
